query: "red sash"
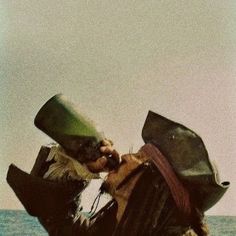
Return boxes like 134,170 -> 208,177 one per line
141,143 -> 191,216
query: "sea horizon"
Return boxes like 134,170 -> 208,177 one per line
1,208 -> 235,217
0,209 -> 235,235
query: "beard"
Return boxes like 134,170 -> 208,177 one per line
100,180 -> 116,196
100,180 -> 111,193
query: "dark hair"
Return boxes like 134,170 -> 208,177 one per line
189,207 -> 209,236
113,162 -> 208,236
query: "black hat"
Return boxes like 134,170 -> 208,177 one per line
142,111 -> 229,211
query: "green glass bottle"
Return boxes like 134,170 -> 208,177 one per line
34,94 -> 103,163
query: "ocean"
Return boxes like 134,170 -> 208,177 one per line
0,210 -> 235,235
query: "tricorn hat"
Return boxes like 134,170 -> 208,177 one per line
6,146 -> 86,218
142,111 -> 230,211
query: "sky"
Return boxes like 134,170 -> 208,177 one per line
0,1 -> 235,216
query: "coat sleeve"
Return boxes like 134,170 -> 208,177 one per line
30,145 -> 117,235
30,145 -> 92,235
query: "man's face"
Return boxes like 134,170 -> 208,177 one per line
102,153 -> 142,196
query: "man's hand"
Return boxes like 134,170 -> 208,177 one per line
86,139 -> 119,173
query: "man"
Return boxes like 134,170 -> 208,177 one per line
38,141 -> 207,235
8,111 -> 229,235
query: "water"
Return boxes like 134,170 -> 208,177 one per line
0,210 -> 235,235
207,216 -> 236,236
0,210 -> 46,236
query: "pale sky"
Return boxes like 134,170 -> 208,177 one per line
0,1 -> 235,216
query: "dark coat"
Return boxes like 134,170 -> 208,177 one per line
39,200 -> 118,236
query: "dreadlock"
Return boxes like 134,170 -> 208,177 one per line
114,162 -> 173,235
113,162 -> 208,236
188,207 -> 209,236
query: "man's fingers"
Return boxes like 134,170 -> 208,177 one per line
100,146 -> 114,154
100,147 -> 120,160
101,139 -> 113,146
86,139 -> 119,172
110,149 -> 120,161
86,156 -> 108,173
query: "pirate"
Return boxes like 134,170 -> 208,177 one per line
36,112 -> 230,235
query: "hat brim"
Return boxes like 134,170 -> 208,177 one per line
7,164 -> 86,217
